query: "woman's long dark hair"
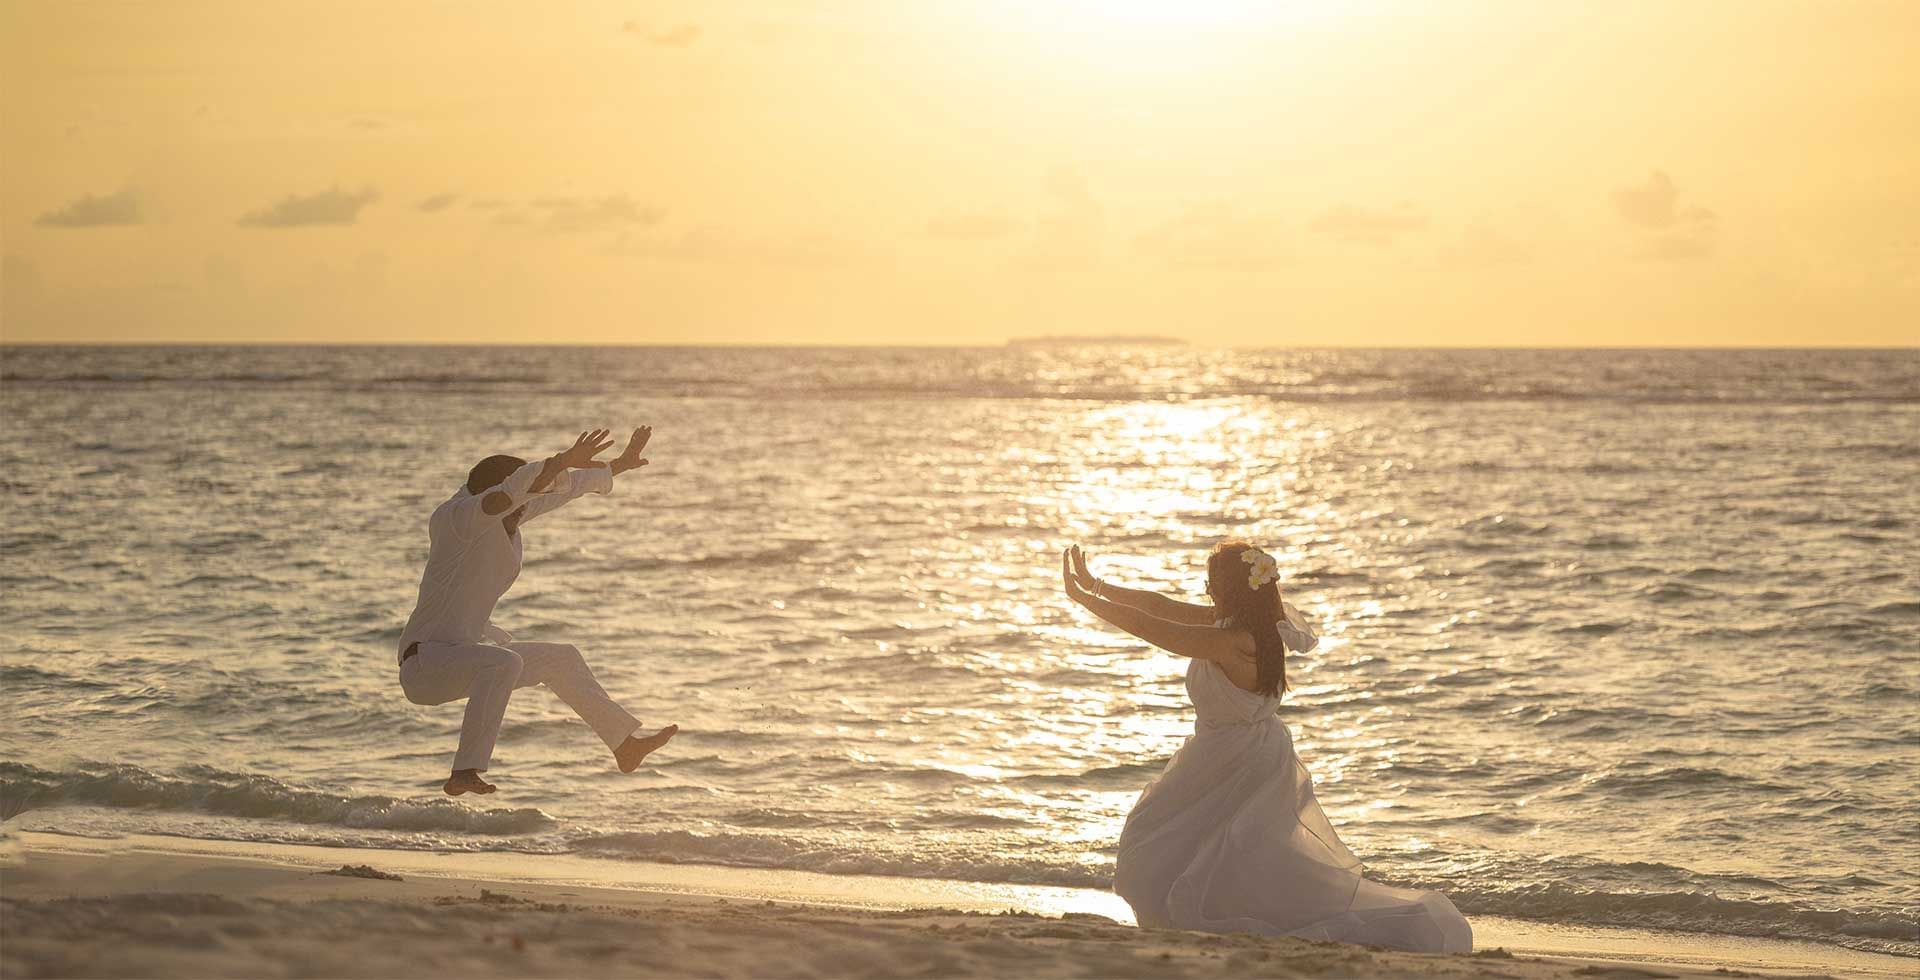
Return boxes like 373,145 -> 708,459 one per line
1207,540 -> 1290,697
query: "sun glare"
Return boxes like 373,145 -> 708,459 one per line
1010,0 -> 1348,35
967,0 -> 1363,82
1081,0 -> 1262,29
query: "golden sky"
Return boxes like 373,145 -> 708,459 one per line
3,0 -> 1916,346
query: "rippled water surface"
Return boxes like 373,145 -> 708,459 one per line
2,346 -> 1916,954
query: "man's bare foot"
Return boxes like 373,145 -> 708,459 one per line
444,769 -> 496,796
616,725 -> 679,773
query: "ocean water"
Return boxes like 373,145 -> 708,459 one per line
1,345 -> 1916,955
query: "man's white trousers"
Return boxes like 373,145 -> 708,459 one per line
401,641 -> 641,772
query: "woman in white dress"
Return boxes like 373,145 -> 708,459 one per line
1061,542 -> 1472,954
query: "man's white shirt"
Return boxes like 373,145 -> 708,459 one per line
397,460 -> 615,660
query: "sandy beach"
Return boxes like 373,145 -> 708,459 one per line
3,831 -> 1906,979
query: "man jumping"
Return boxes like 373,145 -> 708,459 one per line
396,427 -> 677,796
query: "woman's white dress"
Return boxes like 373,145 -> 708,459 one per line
1114,647 -> 1473,953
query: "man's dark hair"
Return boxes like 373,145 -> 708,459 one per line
467,455 -> 527,496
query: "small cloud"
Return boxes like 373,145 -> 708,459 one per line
239,186 -> 379,228
1133,203 -> 1285,270
1612,170 -> 1680,229
530,194 -> 665,234
35,188 -> 142,228
349,117 -> 386,131
1613,171 -> 1716,260
1309,202 -> 1428,246
418,193 -> 459,213
925,213 -> 1022,241
625,21 -> 700,46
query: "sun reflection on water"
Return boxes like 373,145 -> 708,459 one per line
939,393 -> 1421,867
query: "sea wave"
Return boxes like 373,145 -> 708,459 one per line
0,762 -> 554,836
562,828 -> 1113,887
1450,880 -> 1920,954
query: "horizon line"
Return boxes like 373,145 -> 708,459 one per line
3,340 -> 1916,352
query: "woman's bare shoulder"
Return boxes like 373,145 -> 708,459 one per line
1208,623 -> 1259,662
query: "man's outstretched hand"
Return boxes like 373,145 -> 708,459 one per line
611,426 -> 652,476
558,429 -> 615,470
525,429 -> 614,497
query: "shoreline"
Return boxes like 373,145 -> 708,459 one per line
3,831 -> 1908,979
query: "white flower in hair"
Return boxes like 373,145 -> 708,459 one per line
1240,547 -> 1280,590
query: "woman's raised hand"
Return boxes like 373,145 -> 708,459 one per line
1068,545 -> 1101,593
1062,548 -> 1092,606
